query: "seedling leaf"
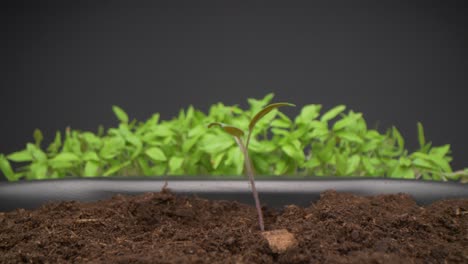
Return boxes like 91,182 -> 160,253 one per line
249,103 -> 295,131
0,155 -> 17,181
208,122 -> 245,138
335,131 -> 363,144
201,134 -> 235,153
169,156 -> 184,173
321,105 -> 346,122
112,105 -> 129,123
417,122 -> 425,148
7,150 -> 33,162
83,161 -> 100,177
392,127 -> 404,151
281,143 -> 305,163
145,147 -> 167,161
30,163 -> 48,179
295,104 -> 321,124
47,131 -> 62,154
103,161 -> 131,176
49,152 -> 80,162
346,155 -> 361,175
390,166 -> 415,179
33,129 -> 43,146
82,151 -> 100,161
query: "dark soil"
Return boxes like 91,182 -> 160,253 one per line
1,190 -> 467,264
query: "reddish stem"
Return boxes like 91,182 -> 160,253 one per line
235,137 -> 265,231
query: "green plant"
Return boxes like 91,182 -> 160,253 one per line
1,93 -> 467,182
209,103 -> 295,231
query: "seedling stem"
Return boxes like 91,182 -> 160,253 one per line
209,102 -> 295,231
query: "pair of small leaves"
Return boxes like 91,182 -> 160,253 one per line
208,103 -> 295,139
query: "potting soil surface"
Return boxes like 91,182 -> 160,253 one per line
0,189 -> 467,263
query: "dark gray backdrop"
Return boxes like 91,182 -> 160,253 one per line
1,1 -> 467,174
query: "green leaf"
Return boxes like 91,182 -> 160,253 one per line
211,152 -> 225,170
335,152 -> 347,176
360,140 -> 380,152
112,105 -> 129,123
346,155 -> 360,175
399,157 -> 412,167
281,142 -> 305,163
392,127 -> 404,151
271,128 -> 289,137
315,139 -> 335,163
81,132 -> 102,149
145,147 -> 167,161
33,129 -> 43,146
335,131 -> 363,144
97,125 -> 105,137
429,144 -> 450,158
48,152 -> 80,169
136,113 -> 160,135
225,147 -> 244,174
124,134 -> 143,160
362,157 -> 376,175
83,161 -> 100,177
0,155 -> 17,181
151,126 -> 174,137
182,136 -> 201,153
7,149 -> 33,162
417,122 -> 425,148
63,130 -> 82,155
169,156 -> 184,174
295,104 -> 322,124
99,137 -> 125,160
103,161 -> 131,176
289,126 -> 309,140
185,105 -> 195,123
208,122 -> 245,138
248,139 -> 276,153
152,163 -> 168,175
26,143 -> 47,162
249,103 -> 295,132
274,159 -> 289,175
309,122 -> 329,139
411,152 -> 452,172
247,93 -> 275,113
188,125 -> 206,138
252,155 -> 270,174
320,105 -> 346,122
50,152 -> 80,162
29,163 -> 48,179
332,113 -> 362,131
137,157 -> 153,176
200,134 -> 234,154
47,131 -> 62,154
82,151 -> 100,161
412,158 -> 434,170
390,166 -> 415,179
429,155 -> 452,173
304,157 -> 320,170
271,119 -> 291,128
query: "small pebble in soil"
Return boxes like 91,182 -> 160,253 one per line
261,229 -> 298,253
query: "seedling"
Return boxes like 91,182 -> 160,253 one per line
209,103 -> 295,231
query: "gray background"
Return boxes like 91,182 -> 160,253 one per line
1,1 -> 467,175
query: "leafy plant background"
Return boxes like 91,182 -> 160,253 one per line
1,94 -> 467,182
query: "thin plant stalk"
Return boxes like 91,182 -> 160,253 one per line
234,136 -> 265,231
208,103 -> 294,231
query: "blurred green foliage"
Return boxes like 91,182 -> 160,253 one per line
1,93 -> 466,182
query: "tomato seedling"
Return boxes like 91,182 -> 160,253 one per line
209,102 -> 295,231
